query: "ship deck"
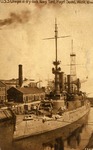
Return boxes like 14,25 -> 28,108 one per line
13,104 -> 90,141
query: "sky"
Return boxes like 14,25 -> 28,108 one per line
0,3 -> 93,96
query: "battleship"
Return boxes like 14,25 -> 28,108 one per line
13,20 -> 90,142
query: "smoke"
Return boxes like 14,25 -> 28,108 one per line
0,10 -> 31,27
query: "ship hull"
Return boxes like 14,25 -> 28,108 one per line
13,102 -> 90,141
12,108 -> 89,150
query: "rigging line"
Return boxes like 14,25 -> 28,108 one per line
61,64 -> 84,66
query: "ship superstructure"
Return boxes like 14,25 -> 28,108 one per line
45,20 -> 83,110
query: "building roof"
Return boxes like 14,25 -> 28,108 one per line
0,81 -> 6,87
22,80 -> 36,87
13,87 -> 45,94
1,79 -> 18,84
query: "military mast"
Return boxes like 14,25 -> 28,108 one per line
43,19 -> 70,95
52,19 -> 61,94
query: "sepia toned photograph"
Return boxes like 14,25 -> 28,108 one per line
0,2 -> 93,150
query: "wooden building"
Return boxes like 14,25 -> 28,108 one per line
7,87 -> 45,103
1,79 -> 18,90
0,81 -> 6,103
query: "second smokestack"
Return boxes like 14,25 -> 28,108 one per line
18,64 -> 23,87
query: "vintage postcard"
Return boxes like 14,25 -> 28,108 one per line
0,1 -> 93,150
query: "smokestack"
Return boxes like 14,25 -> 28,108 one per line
67,75 -> 71,93
18,64 -> 23,87
59,72 -> 64,92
